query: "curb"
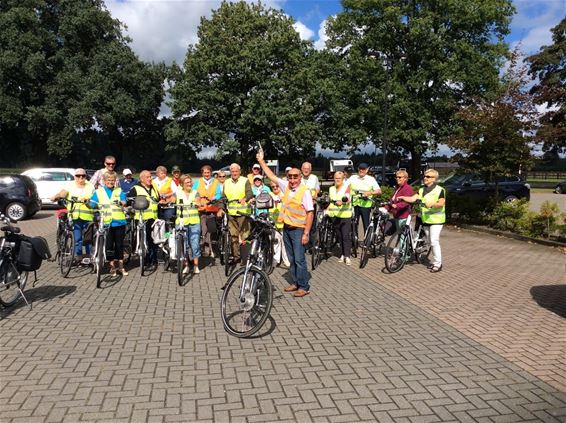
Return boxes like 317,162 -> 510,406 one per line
454,224 -> 566,249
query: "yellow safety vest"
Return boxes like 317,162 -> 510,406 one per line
419,185 -> 446,224
269,192 -> 284,229
67,182 -> 95,221
176,190 -> 200,225
328,185 -> 352,218
224,177 -> 251,216
131,184 -> 159,221
281,185 -> 308,228
350,176 -> 375,208
95,187 -> 125,224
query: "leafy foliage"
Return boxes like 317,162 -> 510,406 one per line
167,1 -> 321,168
527,17 -> 566,154
0,0 -> 167,164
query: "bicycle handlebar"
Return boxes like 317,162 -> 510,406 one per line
0,213 -> 20,234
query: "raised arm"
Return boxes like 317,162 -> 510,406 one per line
256,150 -> 278,184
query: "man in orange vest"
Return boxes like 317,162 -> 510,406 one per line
257,151 -> 314,297
193,165 -> 222,257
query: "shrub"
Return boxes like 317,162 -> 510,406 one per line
486,199 -> 529,232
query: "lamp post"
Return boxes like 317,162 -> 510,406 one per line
381,57 -> 392,185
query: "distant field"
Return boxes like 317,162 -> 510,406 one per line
0,168 -> 23,174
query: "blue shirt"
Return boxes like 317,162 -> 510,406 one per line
119,177 -> 138,194
90,186 -> 127,227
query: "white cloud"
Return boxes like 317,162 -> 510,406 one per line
293,21 -> 315,40
105,0 -> 285,64
313,18 -> 328,50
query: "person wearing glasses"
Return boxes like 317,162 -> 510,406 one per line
90,155 -> 118,189
328,171 -> 352,265
193,165 -> 222,257
218,163 -> 254,264
398,169 -> 445,273
385,170 -> 414,231
247,163 -> 263,184
154,165 -> 176,221
51,168 -> 95,264
216,170 -> 227,190
90,172 -> 128,276
349,162 -> 381,234
257,151 -> 314,298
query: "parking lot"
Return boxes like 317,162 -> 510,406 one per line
0,210 -> 565,422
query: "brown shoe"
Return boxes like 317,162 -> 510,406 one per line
294,289 -> 310,297
284,284 -> 298,292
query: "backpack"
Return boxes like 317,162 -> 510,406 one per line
17,236 -> 51,272
151,219 -> 167,244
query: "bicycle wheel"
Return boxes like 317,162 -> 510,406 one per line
223,231 -> 231,277
95,235 -> 104,288
0,261 -> 27,307
415,227 -> 432,264
359,228 -> 373,269
220,266 -> 273,338
351,219 -> 358,258
311,228 -> 322,270
55,223 -> 65,264
177,234 -> 186,286
123,222 -> 133,264
139,229 -> 147,277
218,229 -> 226,265
384,230 -> 409,273
59,231 -> 75,277
262,235 -> 274,275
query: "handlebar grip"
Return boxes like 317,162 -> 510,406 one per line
1,225 -> 20,234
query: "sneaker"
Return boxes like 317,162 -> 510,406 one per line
338,255 -> 345,263
183,265 -> 190,274
345,257 -> 351,266
193,267 -> 200,274
81,257 -> 91,265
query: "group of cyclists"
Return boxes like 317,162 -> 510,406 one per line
50,152 -> 446,293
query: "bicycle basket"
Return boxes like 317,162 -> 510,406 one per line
132,195 -> 150,211
255,192 -> 273,209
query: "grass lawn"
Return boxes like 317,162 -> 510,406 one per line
532,188 -> 555,193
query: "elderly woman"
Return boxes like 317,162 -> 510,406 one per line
328,171 -> 352,265
90,171 -> 128,276
251,175 -> 271,215
175,174 -> 201,274
398,169 -> 446,273
154,165 -> 175,221
386,170 -> 414,231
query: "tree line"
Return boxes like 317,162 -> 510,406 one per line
1,0 -> 564,179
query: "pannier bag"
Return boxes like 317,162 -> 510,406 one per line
83,222 -> 96,244
151,219 -> 167,244
255,192 -> 274,210
383,218 -> 396,236
17,236 -> 51,272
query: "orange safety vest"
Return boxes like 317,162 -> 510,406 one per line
196,177 -> 220,212
280,185 -> 308,228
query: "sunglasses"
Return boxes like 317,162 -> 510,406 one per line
75,174 -> 86,178
105,162 -> 116,166
217,176 -> 226,179
424,175 -> 434,179
287,174 -> 300,179
396,176 -> 405,179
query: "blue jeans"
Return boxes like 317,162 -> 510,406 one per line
73,219 -> 91,256
283,227 -> 310,291
185,224 -> 201,259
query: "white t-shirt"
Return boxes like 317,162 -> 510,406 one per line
301,174 -> 320,191
348,174 -> 380,193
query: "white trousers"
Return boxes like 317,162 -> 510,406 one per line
273,229 -> 290,267
424,224 -> 443,267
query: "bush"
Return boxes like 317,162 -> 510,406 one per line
486,199 -> 529,232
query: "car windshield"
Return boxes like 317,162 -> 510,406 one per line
443,174 -> 468,185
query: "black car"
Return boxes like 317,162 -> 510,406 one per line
374,172 -> 397,187
0,175 -> 42,221
554,180 -> 566,194
442,173 -> 530,202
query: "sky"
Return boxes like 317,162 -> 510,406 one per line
105,0 -> 565,157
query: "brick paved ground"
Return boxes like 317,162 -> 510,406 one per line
0,212 -> 564,422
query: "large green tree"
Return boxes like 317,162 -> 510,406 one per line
527,17 -> 566,155
167,1 -> 321,168
324,0 -> 515,177
0,0 -> 167,165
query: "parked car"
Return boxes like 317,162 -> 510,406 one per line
0,175 -> 41,221
85,169 -> 97,180
554,180 -> 566,194
442,173 -> 530,202
212,165 -> 231,177
21,168 -> 75,207
374,172 -> 397,187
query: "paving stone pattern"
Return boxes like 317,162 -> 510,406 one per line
0,212 -> 565,422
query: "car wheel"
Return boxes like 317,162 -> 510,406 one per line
5,202 -> 27,221
503,195 -> 518,203
556,185 -> 563,194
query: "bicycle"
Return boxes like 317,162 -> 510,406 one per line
171,201 -> 200,286
350,190 -> 376,258
0,214 -> 30,308
384,201 -> 431,273
359,201 -> 391,269
220,211 -> 275,338
127,196 -> 154,276
55,197 -> 87,277
311,194 -> 337,270
90,201 -> 117,288
221,199 -> 242,277
122,207 -> 136,265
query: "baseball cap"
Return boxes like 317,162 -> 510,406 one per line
74,168 -> 87,176
252,164 -> 261,169
285,166 -> 292,172
122,168 -> 132,176
172,165 -> 181,172
358,162 -> 369,169
253,175 -> 263,181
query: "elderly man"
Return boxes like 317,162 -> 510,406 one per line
90,155 -> 118,189
128,170 -> 160,267
219,163 -> 253,263
119,168 -> 138,193
247,163 -> 262,184
349,162 -> 381,233
193,164 -> 222,257
301,162 -> 320,198
257,151 -> 314,297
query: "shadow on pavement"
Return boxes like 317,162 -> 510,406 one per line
0,284 -> 77,318
27,211 -> 57,221
247,315 -> 277,339
530,284 -> 566,318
